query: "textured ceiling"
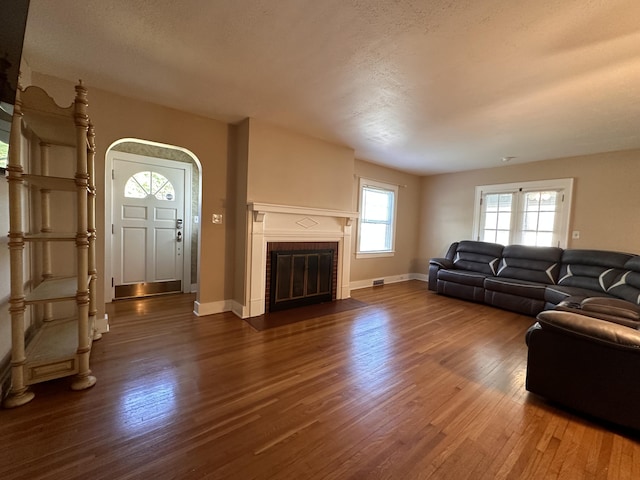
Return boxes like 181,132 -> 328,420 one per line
21,0 -> 640,175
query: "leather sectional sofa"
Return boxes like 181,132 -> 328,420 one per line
430,240 -> 640,430
428,240 -> 640,316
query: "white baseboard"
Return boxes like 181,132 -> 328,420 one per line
231,300 -> 249,319
95,314 -> 110,335
193,299 -> 233,317
413,273 -> 429,283
350,273 -> 428,291
193,274 -> 430,318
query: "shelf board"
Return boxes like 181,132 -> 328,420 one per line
22,174 -> 77,191
25,232 -> 77,242
25,276 -> 89,304
20,86 -> 76,146
25,318 -> 79,384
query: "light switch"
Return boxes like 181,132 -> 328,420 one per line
212,214 -> 223,224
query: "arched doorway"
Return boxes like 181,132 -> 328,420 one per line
105,139 -> 202,301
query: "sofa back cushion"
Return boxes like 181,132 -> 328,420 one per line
453,241 -> 503,275
497,245 -> 563,284
607,256 -> 640,304
558,249 -> 634,293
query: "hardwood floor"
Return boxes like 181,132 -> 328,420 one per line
1,281 -> 639,479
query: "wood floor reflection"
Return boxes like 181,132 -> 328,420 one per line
244,298 -> 367,331
2,281 -> 639,479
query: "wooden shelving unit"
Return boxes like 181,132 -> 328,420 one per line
3,82 -> 98,408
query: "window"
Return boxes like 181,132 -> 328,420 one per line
124,171 -> 175,201
473,179 -> 573,248
0,139 -> 7,173
357,178 -> 398,257
0,113 -> 10,173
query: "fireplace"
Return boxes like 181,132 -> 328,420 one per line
239,203 -> 358,318
266,242 -> 338,313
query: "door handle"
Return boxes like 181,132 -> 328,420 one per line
177,231 -> 182,242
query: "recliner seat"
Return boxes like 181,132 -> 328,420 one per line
432,240 -> 503,303
484,245 -> 562,316
543,249 -> 632,308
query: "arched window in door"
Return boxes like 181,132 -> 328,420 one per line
124,171 -> 176,201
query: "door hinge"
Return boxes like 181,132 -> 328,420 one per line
111,277 -> 114,287
112,224 -> 114,234
112,169 -> 114,179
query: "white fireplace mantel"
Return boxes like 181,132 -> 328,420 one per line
249,202 -> 358,224
243,203 -> 359,318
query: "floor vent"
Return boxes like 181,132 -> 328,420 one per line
372,279 -> 385,286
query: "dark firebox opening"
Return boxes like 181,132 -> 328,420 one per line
266,242 -> 338,313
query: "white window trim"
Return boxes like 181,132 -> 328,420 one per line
356,177 -> 398,258
472,178 -> 574,248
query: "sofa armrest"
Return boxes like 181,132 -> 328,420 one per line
581,297 -> 640,320
428,257 -> 454,291
429,257 -> 453,269
537,310 -> 640,349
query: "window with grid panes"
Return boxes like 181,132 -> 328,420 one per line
473,179 -> 573,248
357,178 -> 398,257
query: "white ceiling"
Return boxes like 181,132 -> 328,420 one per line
21,0 -> 640,175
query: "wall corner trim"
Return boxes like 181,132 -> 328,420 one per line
193,299 -> 232,317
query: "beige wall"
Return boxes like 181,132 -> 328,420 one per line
232,118 -> 357,305
351,160 -> 422,282
232,120 -> 249,304
246,118 -> 354,211
418,149 -> 640,274
31,73 -> 231,313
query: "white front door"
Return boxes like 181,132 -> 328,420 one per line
112,154 -> 190,298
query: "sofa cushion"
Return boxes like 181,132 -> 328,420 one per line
437,280 -> 485,303
452,240 -> 503,275
536,310 -> 640,349
496,245 -> 562,284
581,297 -> 640,320
607,256 -> 640,305
545,285 -> 611,305
437,269 -> 488,287
485,277 -> 547,300
557,249 -> 633,293
554,297 -> 640,329
485,290 -> 546,316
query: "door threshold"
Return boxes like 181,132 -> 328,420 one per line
114,280 -> 182,300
